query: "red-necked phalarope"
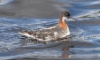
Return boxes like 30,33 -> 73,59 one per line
19,11 -> 76,41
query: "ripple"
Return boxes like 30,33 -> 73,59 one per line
0,0 -> 100,59
0,0 -> 14,5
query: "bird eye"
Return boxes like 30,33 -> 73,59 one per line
65,14 -> 68,16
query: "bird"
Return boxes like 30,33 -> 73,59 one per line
19,11 -> 74,42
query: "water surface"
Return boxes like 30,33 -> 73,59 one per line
0,0 -> 100,60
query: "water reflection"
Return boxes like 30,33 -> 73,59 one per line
0,0 -> 100,60
62,47 -> 70,58
0,13 -> 100,59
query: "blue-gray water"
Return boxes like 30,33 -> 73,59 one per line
0,0 -> 100,60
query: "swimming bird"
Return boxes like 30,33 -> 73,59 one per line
19,11 -> 75,42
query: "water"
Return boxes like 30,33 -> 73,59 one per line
0,0 -> 100,60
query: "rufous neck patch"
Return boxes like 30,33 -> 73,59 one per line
59,15 -> 67,30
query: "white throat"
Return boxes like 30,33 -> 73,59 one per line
62,16 -> 67,22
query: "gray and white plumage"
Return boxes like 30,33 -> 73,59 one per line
19,11 -> 71,41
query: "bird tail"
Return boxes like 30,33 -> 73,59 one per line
19,30 -> 34,38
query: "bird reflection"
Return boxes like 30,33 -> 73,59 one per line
62,45 -> 74,58
62,47 -> 70,58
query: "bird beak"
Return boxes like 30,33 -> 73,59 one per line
70,17 -> 78,22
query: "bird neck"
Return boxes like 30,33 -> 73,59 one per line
59,15 -> 67,30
